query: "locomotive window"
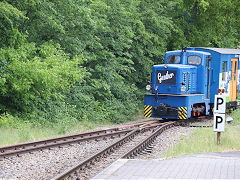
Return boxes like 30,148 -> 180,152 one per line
188,55 -> 202,65
167,55 -> 180,64
222,61 -> 227,81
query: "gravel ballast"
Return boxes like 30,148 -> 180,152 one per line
0,136 -> 121,179
0,121 -> 197,179
70,128 -> 155,180
136,126 -> 196,159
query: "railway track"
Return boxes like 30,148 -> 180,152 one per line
179,116 -> 213,128
0,120 -> 160,158
0,117 -> 212,179
52,121 -> 176,180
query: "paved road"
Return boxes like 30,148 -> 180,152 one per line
92,151 -> 240,179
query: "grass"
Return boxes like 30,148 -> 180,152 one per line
0,110 -> 145,147
0,126 -> 58,146
1,108 -> 239,152
0,118 -> 112,147
164,109 -> 240,158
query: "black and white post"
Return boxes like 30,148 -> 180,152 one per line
213,94 -> 226,144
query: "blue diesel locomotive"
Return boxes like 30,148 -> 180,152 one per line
144,47 -> 240,119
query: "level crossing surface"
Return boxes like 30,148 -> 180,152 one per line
92,151 -> 240,179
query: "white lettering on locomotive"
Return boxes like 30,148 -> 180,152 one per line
157,71 -> 174,83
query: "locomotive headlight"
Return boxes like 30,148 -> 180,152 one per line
146,84 -> 151,91
180,85 -> 186,92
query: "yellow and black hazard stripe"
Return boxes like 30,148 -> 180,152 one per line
144,105 -> 152,118
178,107 -> 187,119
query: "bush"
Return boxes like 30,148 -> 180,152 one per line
0,42 -> 85,113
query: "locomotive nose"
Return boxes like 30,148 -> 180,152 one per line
152,64 -> 197,94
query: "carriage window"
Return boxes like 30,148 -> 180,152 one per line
222,61 -> 227,81
234,61 -> 237,80
167,55 -> 181,64
188,55 -> 202,65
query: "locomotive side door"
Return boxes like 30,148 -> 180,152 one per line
206,56 -> 211,99
229,58 -> 238,101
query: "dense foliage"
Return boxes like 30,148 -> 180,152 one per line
0,0 -> 239,128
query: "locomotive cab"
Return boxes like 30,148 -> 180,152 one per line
144,48 -> 211,119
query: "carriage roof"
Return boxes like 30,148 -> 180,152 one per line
195,47 -> 240,55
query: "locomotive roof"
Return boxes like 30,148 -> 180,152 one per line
166,50 -> 210,55
153,64 -> 196,69
196,47 -> 240,54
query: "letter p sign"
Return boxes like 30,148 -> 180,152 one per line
213,114 -> 225,132
213,94 -> 226,133
214,95 -> 226,114
213,94 -> 226,142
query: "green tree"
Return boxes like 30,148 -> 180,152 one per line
0,1 -> 26,48
169,0 -> 240,48
0,42 -> 85,113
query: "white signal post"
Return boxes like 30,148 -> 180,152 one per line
213,94 -> 226,144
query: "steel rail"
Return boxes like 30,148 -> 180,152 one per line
52,128 -> 140,180
0,130 -> 133,158
0,120 -> 160,157
178,116 -> 213,127
52,122 -> 172,180
121,121 -> 176,159
189,125 -> 212,128
0,129 -> 116,152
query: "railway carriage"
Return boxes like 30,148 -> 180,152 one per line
144,47 -> 240,119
